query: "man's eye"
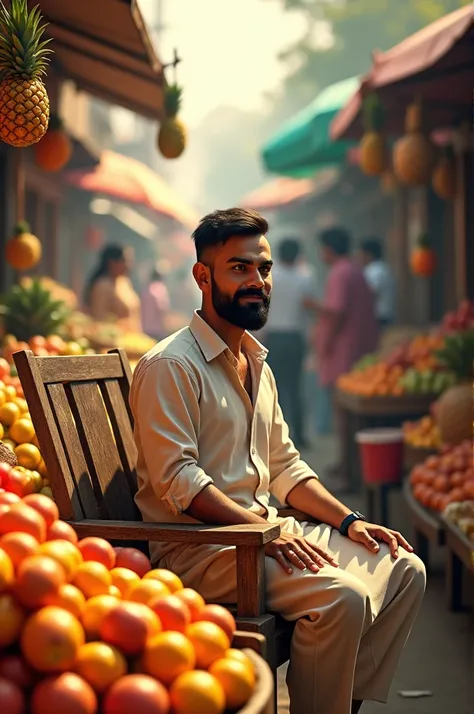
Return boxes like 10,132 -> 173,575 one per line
233,265 -> 246,271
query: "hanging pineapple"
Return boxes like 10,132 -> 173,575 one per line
0,0 -> 52,148
432,145 -> 456,200
359,93 -> 387,176
5,221 -> 42,271
393,99 -> 434,186
157,83 -> 187,159
34,114 -> 73,172
410,233 -> 436,277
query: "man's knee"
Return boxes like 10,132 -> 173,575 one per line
398,550 -> 426,593
334,575 -> 371,624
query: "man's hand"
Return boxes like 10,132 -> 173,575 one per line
265,531 -> 339,574
348,521 -> 414,559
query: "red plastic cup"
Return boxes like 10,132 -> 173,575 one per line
356,428 -> 404,484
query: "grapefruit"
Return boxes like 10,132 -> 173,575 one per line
209,656 -> 255,709
109,567 -> 140,598
23,493 -> 59,527
148,594 -> 191,633
169,670 -> 226,714
21,606 -> 85,672
0,532 -> 38,569
175,588 -> 205,621
127,578 -> 170,605
73,561 -> 112,597
78,537 -> 116,569
0,593 -> 26,647
100,601 -> 161,656
74,642 -> 127,693
81,595 -> 119,640
113,547 -> 151,577
30,672 -> 97,714
186,621 -> 230,669
194,604 -> 236,641
0,502 -> 46,542
15,554 -> 66,609
143,568 -> 183,593
143,631 -> 195,685
102,674 -> 170,714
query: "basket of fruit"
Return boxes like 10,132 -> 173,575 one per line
0,492 -> 272,714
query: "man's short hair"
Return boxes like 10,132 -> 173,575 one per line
278,238 -> 301,264
361,237 -> 383,261
319,227 -> 351,256
191,208 -> 269,261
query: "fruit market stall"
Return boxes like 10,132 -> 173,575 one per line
336,300 -> 474,488
406,440 -> 474,610
0,487 -> 274,714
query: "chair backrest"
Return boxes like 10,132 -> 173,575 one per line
13,348 -> 141,523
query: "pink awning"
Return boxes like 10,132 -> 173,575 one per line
64,150 -> 199,230
331,5 -> 474,140
241,169 -> 339,211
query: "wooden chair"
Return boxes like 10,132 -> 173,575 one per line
14,348 -> 300,693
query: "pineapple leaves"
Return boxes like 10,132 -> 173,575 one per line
0,0 -> 52,79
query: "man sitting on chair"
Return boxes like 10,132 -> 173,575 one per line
130,208 -> 426,714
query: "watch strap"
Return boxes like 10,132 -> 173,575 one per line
339,512 -> 366,537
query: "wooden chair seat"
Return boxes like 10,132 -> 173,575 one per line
13,348 -> 310,701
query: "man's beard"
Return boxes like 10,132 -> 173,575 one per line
210,274 -> 270,330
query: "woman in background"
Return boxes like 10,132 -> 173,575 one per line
141,267 -> 170,341
85,244 -> 142,333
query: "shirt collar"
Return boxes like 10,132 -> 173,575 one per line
189,310 -> 268,364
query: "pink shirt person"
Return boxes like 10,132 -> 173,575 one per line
141,275 -> 170,339
317,257 -> 377,387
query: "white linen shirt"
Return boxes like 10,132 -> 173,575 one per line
130,311 -> 318,564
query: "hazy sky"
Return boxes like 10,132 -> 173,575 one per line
139,0 -> 306,127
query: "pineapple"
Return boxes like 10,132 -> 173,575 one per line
0,278 -> 69,342
157,83 -> 187,159
0,0 -> 52,147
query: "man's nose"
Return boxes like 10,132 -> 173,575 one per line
247,269 -> 265,288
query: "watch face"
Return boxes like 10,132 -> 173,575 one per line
355,511 -> 366,520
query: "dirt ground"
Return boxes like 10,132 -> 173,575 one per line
275,435 -> 473,714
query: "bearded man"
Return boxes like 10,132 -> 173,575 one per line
130,207 -> 425,714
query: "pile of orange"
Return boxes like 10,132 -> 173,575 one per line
337,363 -> 405,397
409,439 -> 474,512
0,493 -> 256,713
403,415 -> 441,449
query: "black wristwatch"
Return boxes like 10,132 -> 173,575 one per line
339,511 -> 366,537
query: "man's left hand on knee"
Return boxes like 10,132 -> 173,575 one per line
347,521 -> 414,559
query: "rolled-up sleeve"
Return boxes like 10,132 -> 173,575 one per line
268,372 -> 318,505
132,357 -> 213,516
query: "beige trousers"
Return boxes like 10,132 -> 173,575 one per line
162,517 -> 426,714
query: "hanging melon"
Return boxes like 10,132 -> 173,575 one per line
359,93 -> 387,176
432,145 -> 456,200
34,115 -> 72,172
410,233 -> 436,277
5,221 -> 42,271
393,99 -> 434,185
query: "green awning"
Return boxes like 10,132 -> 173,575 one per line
261,76 -> 360,177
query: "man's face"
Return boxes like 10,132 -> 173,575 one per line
199,235 -> 273,330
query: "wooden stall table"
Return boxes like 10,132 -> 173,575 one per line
335,389 -> 438,521
441,517 -> 474,613
403,478 -> 446,569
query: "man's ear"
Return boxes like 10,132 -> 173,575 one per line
192,262 -> 210,292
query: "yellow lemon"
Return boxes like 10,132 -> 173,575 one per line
9,417 -> 35,444
0,402 -> 21,426
14,442 -> 42,469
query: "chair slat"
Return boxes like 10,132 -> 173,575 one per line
46,383 -> 100,519
100,379 -> 138,495
35,354 -> 124,383
13,350 -> 83,520
66,381 -> 140,521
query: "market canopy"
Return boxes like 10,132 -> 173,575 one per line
65,151 -> 200,230
331,5 -> 474,140
241,168 -> 339,211
261,76 -> 360,177
39,0 -> 165,119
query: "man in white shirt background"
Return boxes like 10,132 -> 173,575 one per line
263,238 -> 315,449
359,238 -> 395,329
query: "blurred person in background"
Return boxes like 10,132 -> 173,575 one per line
141,267 -> 171,341
305,227 -> 377,489
85,244 -> 142,332
264,238 -> 315,449
359,237 -> 395,330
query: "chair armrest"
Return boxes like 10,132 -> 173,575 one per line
69,519 -> 281,546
